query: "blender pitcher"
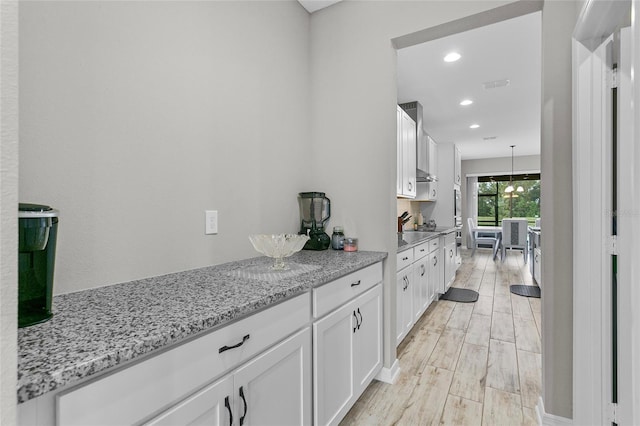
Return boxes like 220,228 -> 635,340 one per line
298,192 -> 331,250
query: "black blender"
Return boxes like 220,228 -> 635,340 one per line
298,192 -> 331,250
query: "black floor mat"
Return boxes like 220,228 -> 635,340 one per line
510,285 -> 541,298
439,287 -> 479,303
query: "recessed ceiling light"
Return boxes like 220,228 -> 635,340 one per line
444,52 -> 461,63
469,124 -> 480,129
459,99 -> 473,106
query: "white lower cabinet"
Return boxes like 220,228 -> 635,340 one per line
146,327 -> 311,426
314,284 -> 382,426
533,248 -> 542,288
20,262 -> 385,426
439,231 -> 456,294
396,239 -> 439,347
145,376 -> 233,426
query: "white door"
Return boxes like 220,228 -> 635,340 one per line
352,285 -> 382,395
234,328 -> 311,426
145,376 -> 234,426
313,302 -> 355,426
573,7 -> 639,423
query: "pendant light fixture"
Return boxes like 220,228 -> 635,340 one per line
504,145 -> 524,194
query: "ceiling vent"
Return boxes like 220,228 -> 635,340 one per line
483,79 -> 510,89
483,136 -> 497,140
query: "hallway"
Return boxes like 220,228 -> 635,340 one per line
341,249 -> 542,425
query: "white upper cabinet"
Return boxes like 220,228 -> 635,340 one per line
397,106 -> 416,198
454,145 -> 462,187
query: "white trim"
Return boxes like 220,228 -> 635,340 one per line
536,397 -> 573,426
465,169 -> 540,178
374,358 -> 399,384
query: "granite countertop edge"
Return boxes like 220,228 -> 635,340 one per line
397,227 -> 458,252
17,250 -> 387,403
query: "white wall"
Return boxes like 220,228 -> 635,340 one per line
462,154 -> 541,177
540,0 -> 578,419
308,0 -> 533,377
19,1 -> 311,294
1,1 -> 18,423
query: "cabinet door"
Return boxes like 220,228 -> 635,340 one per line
353,285 -> 382,396
427,250 -> 439,304
402,112 -> 417,197
145,376 -> 234,426
444,242 -> 456,292
396,107 -> 403,195
454,145 -> 461,186
234,328 -> 311,426
314,302 -> 355,426
413,259 -> 428,321
396,268 -> 413,346
534,248 -> 542,288
428,137 -> 438,178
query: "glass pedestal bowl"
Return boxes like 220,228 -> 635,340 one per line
248,234 -> 310,270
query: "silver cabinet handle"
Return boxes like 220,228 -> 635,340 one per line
350,280 -> 361,287
402,256 -> 409,261
408,182 -> 413,191
421,264 -> 426,276
433,256 -> 438,266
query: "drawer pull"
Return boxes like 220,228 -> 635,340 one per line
219,334 -> 250,353
225,396 -> 233,426
402,256 -> 409,261
419,249 -> 425,252
351,280 -> 361,287
239,386 -> 248,426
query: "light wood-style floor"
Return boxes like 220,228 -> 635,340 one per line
341,248 -> 542,426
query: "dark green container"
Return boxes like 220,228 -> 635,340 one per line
18,203 -> 59,328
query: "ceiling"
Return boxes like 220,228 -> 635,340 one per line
397,12 -> 542,161
297,0 -> 342,14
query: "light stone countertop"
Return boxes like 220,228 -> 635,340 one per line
17,250 -> 387,403
397,227 -> 458,253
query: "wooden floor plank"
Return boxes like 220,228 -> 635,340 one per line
449,343 -> 489,402
517,350 -> 542,409
465,314 -> 492,347
482,387 -> 523,425
514,319 -> 541,353
394,366 -> 454,425
440,394 -> 483,426
423,300 -> 456,334
473,295 -> 493,317
446,303 -> 474,331
491,311 -> 515,343
427,328 -> 466,370
511,294 -> 535,321
522,407 -> 539,426
493,294 -> 513,315
486,339 -> 520,394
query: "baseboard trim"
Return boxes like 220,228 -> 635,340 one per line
375,359 -> 400,384
536,397 -> 573,425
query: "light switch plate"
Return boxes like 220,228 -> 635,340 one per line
205,210 -> 218,234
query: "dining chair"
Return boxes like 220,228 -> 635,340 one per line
467,218 -> 501,260
501,218 -> 529,263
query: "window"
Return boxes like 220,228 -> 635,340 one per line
477,174 -> 540,226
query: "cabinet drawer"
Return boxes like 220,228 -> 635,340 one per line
57,293 -> 310,426
428,238 -> 439,253
396,250 -> 414,271
313,262 -> 382,319
414,241 -> 430,260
